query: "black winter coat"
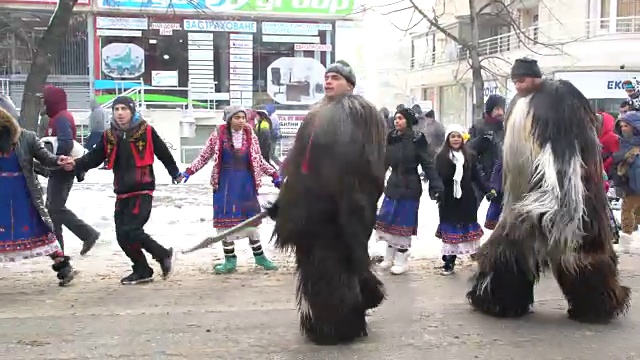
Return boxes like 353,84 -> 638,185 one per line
467,118 -> 504,184
384,129 -> 443,200
435,150 -> 487,224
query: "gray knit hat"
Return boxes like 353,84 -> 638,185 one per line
325,60 -> 356,87
223,105 -> 246,123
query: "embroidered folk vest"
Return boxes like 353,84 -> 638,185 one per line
103,122 -> 155,170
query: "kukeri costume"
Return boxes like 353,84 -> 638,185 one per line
467,58 -> 630,322
268,63 -> 386,345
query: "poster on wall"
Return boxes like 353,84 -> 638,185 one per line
267,57 -> 326,105
101,43 -> 145,78
229,33 -> 254,107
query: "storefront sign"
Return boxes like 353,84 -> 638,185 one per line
263,35 -> 320,43
554,71 -> 640,99
97,29 -> 142,37
152,71 -> 179,87
294,43 -> 332,51
184,20 -> 256,33
279,113 -> 306,136
230,68 -> 253,75
230,48 -> 253,55
96,17 -> 148,30
151,22 -> 182,35
229,40 -> 253,48
99,0 -> 355,15
262,22 -> 332,35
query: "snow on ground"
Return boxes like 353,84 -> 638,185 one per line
0,162 -> 632,279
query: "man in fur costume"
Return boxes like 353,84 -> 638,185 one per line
267,61 -> 387,345
467,57 -> 630,323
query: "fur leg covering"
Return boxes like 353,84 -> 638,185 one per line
466,222 -> 539,318
295,248 -> 383,345
552,251 -> 630,323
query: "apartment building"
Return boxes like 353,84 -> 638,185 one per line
408,0 -> 640,126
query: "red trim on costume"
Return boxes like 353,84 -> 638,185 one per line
116,190 -> 154,200
129,125 -> 155,167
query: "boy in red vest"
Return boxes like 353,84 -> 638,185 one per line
65,96 -> 183,284
43,85 -> 100,255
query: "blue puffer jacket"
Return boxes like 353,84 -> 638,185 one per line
612,112 -> 640,194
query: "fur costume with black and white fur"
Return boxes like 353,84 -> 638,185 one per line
467,79 -> 630,323
270,94 -> 386,345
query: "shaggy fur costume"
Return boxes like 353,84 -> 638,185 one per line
467,80 -> 631,323
270,94 -> 387,345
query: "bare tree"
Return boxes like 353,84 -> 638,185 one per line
17,0 -> 79,131
370,0 -> 573,124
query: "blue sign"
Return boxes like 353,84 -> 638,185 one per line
183,20 -> 256,33
607,80 -> 630,90
100,0 -> 246,11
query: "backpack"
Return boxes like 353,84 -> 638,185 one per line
270,114 -> 281,140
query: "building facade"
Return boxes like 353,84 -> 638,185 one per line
408,0 -> 640,127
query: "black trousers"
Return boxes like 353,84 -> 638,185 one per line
47,171 -> 99,252
114,194 -> 170,274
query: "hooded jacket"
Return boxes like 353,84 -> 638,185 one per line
597,111 -> 619,176
43,85 -> 75,156
89,99 -> 107,133
612,113 -> 640,194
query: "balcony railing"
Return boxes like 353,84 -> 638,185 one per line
409,16 -> 640,70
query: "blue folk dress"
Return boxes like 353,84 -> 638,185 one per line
0,151 -> 62,262
212,129 -> 262,240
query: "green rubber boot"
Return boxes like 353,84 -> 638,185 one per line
254,254 -> 278,271
214,255 -> 237,274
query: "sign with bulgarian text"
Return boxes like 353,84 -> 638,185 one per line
99,0 -> 355,15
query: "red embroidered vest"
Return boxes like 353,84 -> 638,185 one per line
103,122 -> 155,170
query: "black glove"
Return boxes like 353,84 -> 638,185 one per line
431,191 -> 442,204
265,200 -> 280,219
485,189 -> 497,201
171,173 -> 183,185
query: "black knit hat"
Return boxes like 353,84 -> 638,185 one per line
325,60 -> 356,87
511,58 -> 542,79
395,107 -> 418,126
485,94 -> 505,114
112,96 -> 136,115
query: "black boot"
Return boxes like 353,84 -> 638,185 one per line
51,256 -> 76,286
121,265 -> 154,285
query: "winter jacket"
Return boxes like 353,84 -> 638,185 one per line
597,111 -> 619,177
0,99 -> 59,233
43,85 -> 75,157
265,103 -> 281,140
435,149 -> 487,224
612,114 -> 640,194
75,119 -> 181,195
467,115 -> 505,184
383,129 -> 443,200
89,99 -> 107,133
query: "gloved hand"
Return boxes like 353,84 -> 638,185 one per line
272,176 -> 281,189
431,191 -> 442,204
485,189 -> 497,201
265,200 -> 280,219
180,171 -> 191,183
172,173 -> 183,184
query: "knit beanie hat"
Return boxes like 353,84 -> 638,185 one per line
445,124 -> 467,140
112,96 -> 136,115
485,94 -> 506,115
510,58 -> 542,79
395,107 -> 418,126
325,60 -> 356,87
223,105 -> 246,123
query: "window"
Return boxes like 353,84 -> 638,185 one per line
411,35 -> 429,69
254,24 -> 333,111
438,84 -> 467,126
618,0 -> 640,16
1,11 -> 88,76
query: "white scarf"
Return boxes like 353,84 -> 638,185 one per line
450,150 -> 465,199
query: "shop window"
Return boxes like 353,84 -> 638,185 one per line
0,11 -> 88,76
254,27 -> 333,111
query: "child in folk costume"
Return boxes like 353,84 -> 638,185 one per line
435,124 -> 488,275
375,107 -> 443,275
484,158 -> 503,230
0,95 -> 76,286
182,106 -> 281,274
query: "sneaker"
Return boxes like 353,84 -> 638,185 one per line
440,268 -> 454,276
80,233 -> 100,256
120,271 -> 154,285
160,248 -> 176,279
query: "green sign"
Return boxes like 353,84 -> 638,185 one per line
234,0 -> 355,15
